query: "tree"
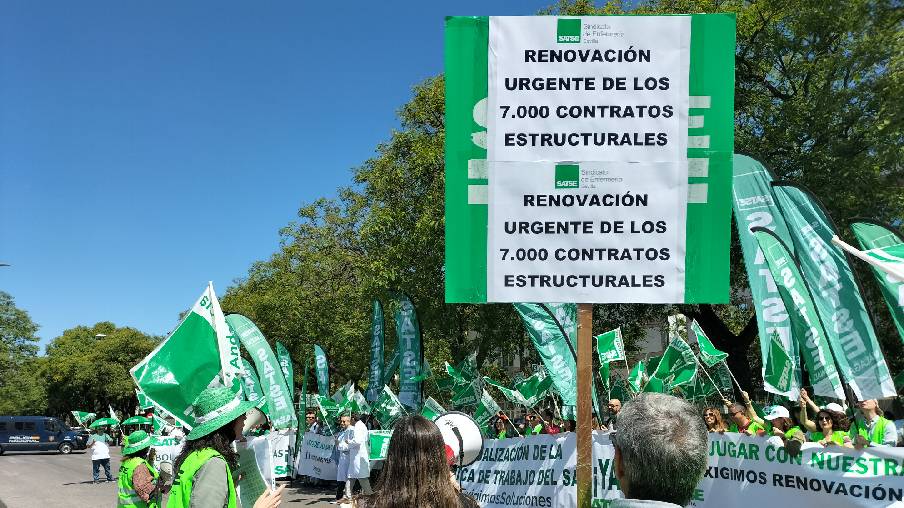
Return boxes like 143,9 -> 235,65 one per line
0,291 -> 46,414
43,322 -> 159,418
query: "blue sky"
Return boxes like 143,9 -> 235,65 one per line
0,0 -> 553,347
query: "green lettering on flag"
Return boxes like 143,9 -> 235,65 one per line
314,345 -> 329,396
71,411 -> 96,426
752,227 -> 844,399
226,314 -> 296,429
595,328 -> 626,364
764,331 -> 793,392
850,221 -> 904,348
394,295 -> 422,409
690,320 -> 727,367
131,284 -> 226,429
772,183 -> 895,398
367,299 -> 385,402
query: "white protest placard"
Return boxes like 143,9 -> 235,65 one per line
268,430 -> 295,478
149,435 -> 183,471
296,432 -> 337,481
445,15 -> 736,304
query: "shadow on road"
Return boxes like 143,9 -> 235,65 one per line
1,451 -> 87,456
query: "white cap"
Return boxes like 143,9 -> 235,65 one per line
822,403 -> 844,413
763,405 -> 790,420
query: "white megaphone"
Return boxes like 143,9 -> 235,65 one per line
242,407 -> 267,435
433,412 -> 484,468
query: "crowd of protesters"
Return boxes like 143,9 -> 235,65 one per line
702,388 -> 903,451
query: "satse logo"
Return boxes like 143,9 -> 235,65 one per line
557,18 -> 581,43
555,164 -> 579,189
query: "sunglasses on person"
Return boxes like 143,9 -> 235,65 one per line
817,415 -> 832,422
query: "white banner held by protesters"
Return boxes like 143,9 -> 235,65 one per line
296,432 -> 337,481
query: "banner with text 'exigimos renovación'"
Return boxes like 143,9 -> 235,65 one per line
445,15 -> 735,304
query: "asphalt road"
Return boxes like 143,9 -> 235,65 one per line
0,450 -> 337,508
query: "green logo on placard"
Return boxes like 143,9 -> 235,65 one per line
555,164 -> 579,189
557,18 -> 581,43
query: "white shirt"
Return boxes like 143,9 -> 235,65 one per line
88,434 -> 110,460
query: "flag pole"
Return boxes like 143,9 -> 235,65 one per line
576,303 -> 593,508
687,346 -> 727,402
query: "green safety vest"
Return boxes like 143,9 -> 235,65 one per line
809,430 -> 847,445
729,421 -> 764,434
497,430 -> 507,439
118,457 -> 159,508
166,449 -> 236,508
784,426 -> 803,440
849,416 -> 889,445
526,424 -> 543,436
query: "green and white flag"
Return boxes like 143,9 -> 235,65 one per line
408,359 -> 434,383
445,15 -> 735,304
131,285 -> 226,429
835,234 -> 904,282
650,337 -> 697,390
752,227 -> 844,399
394,295 -> 422,409
71,411 -> 96,426
371,386 -> 405,429
316,396 -> 341,434
209,282 -> 243,395
513,372 -> 553,407
849,221 -> 904,345
473,389 -> 501,434
275,342 -> 294,401
314,345 -> 329,396
595,328 -> 626,364
420,397 -> 446,421
332,380 -> 354,405
627,361 -> 645,393
226,314 -> 296,429
772,183 -> 895,399
346,390 -> 371,415
514,303 -> 576,407
366,299 -> 385,402
690,320 -> 727,367
483,376 -> 527,406
764,331 -> 793,392
599,362 -> 611,393
446,352 -> 478,385
732,155 -> 799,399
240,358 -> 269,415
450,378 -> 481,408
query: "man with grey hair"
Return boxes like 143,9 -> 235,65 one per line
611,393 -> 708,507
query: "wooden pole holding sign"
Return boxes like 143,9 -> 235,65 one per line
576,303 -> 593,508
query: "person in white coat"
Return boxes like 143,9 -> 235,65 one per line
345,414 -> 373,498
334,415 -> 353,503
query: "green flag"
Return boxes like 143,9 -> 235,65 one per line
446,353 -> 477,384
314,345 -> 329,396
240,358 -> 269,415
299,359 -> 309,434
772,183 -> 895,398
226,314 -> 296,429
596,328 -> 626,364
394,295 -> 423,409
131,284 -> 227,429
732,155 -> 800,400
764,331 -> 793,392
408,359 -> 434,383
450,378 -> 481,408
513,372 -> 553,407
514,303 -> 577,407
850,221 -> 904,347
643,376 -> 665,393
71,411 -> 96,426
752,227 -> 845,399
382,347 -> 400,386
420,397 -> 446,421
371,386 -> 405,429
627,361 -> 645,393
650,338 -> 698,390
483,376 -> 527,406
473,389 -> 501,435
711,362 -> 734,395
366,299 -> 385,402
275,342 -> 295,401
690,320 -> 728,367
346,390 -> 371,415
599,362 -> 611,393
316,396 -> 341,434
332,380 -> 354,406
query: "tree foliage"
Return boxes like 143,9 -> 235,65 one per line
225,0 -> 903,399
0,291 -> 45,415
42,322 -> 159,418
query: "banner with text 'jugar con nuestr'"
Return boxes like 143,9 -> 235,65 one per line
445,15 -> 735,304
454,433 -> 904,508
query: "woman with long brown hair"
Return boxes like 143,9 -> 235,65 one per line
351,415 -> 478,508
702,407 -> 728,433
